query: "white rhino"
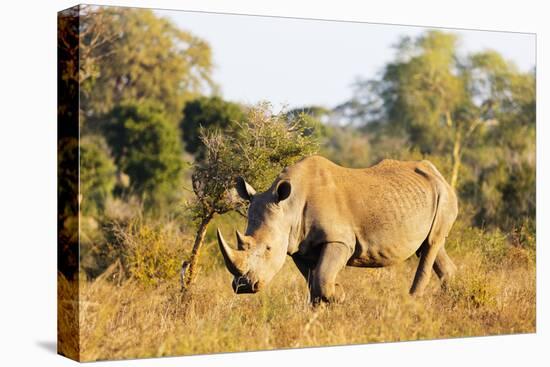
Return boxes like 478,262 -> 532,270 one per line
217,155 -> 458,304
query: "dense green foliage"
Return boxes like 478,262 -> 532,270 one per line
80,136 -> 117,216
104,101 -> 184,209
180,96 -> 246,159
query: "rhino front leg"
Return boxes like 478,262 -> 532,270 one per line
311,242 -> 351,305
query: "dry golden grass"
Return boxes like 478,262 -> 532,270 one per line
71,225 -> 535,361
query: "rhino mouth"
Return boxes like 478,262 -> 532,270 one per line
232,277 -> 260,294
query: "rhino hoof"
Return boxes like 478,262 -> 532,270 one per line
311,284 -> 345,306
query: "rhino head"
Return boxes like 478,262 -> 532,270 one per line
217,176 -> 293,294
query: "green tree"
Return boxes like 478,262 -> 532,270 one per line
104,101 -> 184,209
80,7 -> 214,122
378,32 -> 466,187
80,136 -> 117,216
499,161 -> 536,226
182,103 -> 319,290
460,51 -> 535,228
352,31 -> 534,186
180,96 -> 245,159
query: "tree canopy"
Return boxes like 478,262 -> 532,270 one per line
79,7 -> 214,122
180,96 -> 246,160
104,101 -> 185,209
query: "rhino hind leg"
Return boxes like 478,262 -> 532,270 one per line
414,243 -> 457,289
311,242 -> 351,305
410,190 -> 457,296
433,247 -> 457,289
410,244 -> 441,296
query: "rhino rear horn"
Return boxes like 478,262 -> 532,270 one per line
236,230 -> 247,250
217,228 -> 247,276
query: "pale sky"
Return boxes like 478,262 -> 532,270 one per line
157,9 -> 535,110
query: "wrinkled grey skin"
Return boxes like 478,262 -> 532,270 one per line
217,155 -> 458,304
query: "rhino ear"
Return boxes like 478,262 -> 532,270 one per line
236,177 -> 256,201
276,180 -> 291,202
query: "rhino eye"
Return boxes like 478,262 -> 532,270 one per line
266,245 -> 272,251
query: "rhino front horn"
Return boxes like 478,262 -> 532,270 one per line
217,228 -> 247,276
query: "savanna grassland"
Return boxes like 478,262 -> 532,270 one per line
58,6 -> 536,362
59,217 -> 535,362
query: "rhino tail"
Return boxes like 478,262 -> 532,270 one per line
425,174 -> 458,247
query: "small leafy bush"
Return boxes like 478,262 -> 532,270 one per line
115,219 -> 190,286
509,218 -> 536,255
447,220 -> 509,263
447,272 -> 498,309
